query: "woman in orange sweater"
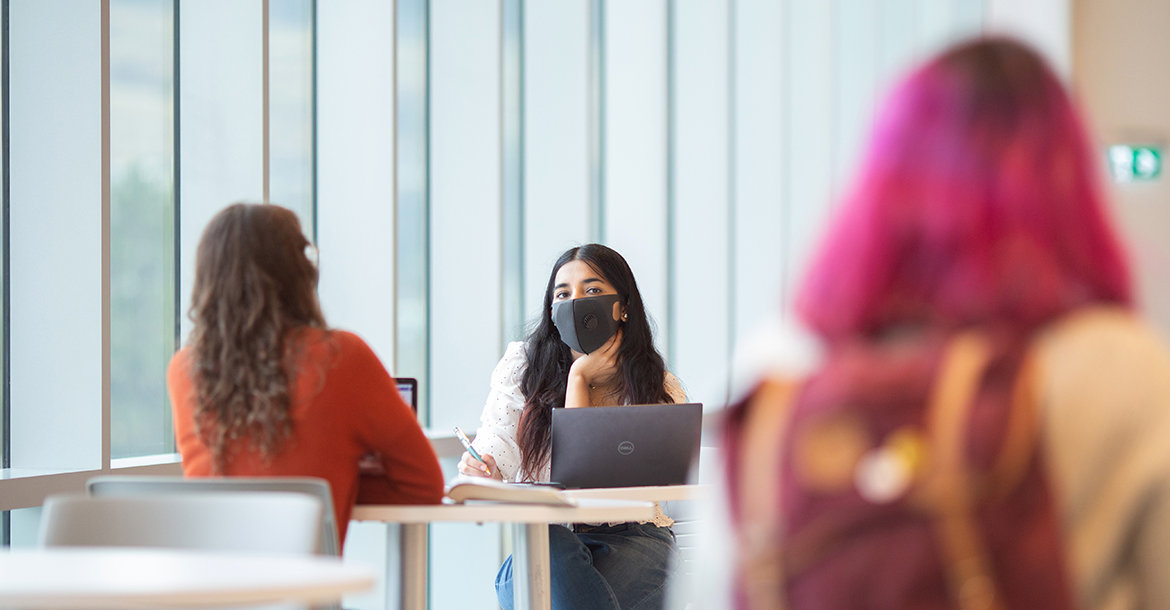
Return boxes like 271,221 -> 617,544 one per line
168,203 -> 444,547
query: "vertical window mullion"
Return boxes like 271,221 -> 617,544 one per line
171,0 -> 180,372
262,0 -> 269,203
588,0 -> 605,244
166,0 -> 178,454
268,0 -> 315,236
501,0 -> 523,343
394,0 -> 430,423
0,0 -> 7,544
665,0 -> 675,367
1,0 -> 9,477
310,0 -> 316,244
100,0 -> 110,470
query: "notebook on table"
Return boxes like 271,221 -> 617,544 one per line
550,403 -> 703,489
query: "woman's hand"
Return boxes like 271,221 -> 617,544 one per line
458,451 -> 502,480
566,329 -> 622,408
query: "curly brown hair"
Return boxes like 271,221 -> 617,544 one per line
187,203 -> 326,472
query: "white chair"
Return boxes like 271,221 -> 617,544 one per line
662,499 -> 702,607
38,491 -> 322,554
86,475 -> 340,556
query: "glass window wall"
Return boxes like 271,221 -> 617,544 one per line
109,0 -> 176,460
269,0 -> 315,233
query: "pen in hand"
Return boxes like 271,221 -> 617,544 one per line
453,426 -> 492,477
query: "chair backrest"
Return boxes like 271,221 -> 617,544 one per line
38,491 -> 322,554
86,475 -> 340,556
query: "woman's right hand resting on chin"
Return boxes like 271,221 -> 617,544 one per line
566,329 -> 622,408
458,451 -> 503,481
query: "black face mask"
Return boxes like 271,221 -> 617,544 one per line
551,294 -> 622,354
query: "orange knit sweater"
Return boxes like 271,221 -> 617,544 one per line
168,328 -> 444,547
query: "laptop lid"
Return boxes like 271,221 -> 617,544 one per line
395,377 -> 418,413
550,403 -> 703,489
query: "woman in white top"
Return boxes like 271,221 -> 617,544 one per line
459,243 -> 687,610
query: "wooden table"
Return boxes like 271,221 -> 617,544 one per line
352,497 -> 656,610
0,547 -> 375,609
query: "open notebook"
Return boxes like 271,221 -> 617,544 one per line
444,476 -> 577,507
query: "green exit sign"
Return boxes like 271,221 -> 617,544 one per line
1109,145 -> 1162,182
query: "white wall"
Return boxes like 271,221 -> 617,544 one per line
671,0 -> 731,406
316,0 -> 398,364
720,0 -> 990,405
1075,0 -> 1170,339
523,1 -> 591,323
177,0 -> 264,344
604,0 -> 671,355
9,0 -> 104,471
988,0 -> 1071,78
428,0 -> 504,434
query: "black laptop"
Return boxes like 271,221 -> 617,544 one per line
550,403 -> 703,489
395,377 -> 418,413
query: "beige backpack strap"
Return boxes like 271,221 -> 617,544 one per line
918,332 -> 1006,610
985,351 -> 1043,502
736,377 -> 800,610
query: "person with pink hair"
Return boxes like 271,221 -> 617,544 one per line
722,38 -> 1170,610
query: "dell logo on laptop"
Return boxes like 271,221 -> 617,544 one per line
618,441 -> 635,455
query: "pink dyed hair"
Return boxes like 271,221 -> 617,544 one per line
797,38 -> 1132,341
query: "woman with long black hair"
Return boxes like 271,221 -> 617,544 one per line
459,243 -> 687,610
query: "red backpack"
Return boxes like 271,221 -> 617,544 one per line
724,332 -> 1074,610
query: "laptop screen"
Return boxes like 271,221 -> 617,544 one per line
395,377 -> 418,413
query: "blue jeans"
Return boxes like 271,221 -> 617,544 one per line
495,523 -> 678,610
